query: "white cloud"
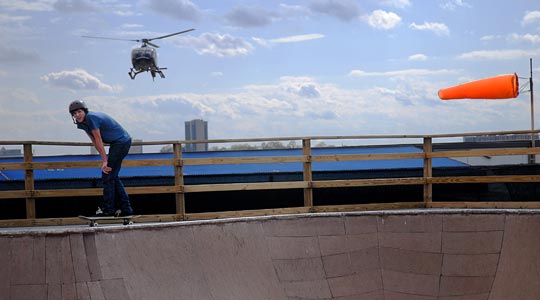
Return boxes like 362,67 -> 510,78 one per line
40,69 -> 120,92
112,4 -> 137,17
508,33 -> 540,44
458,49 -> 540,60
409,22 -> 450,36
251,37 -> 268,47
120,23 -> 144,29
10,88 -> 40,104
279,4 -> 311,19
79,75 -> 526,141
380,0 -> 411,9
0,14 -> 31,23
141,0 -> 202,22
522,11 -> 540,26
480,35 -> 501,42
408,54 -> 428,61
440,0 -> 472,10
114,10 -> 137,17
348,68 -> 458,77
53,0 -> 99,13
1,73 -> 532,146
224,5 -> 276,27
364,10 -> 402,30
309,0 -> 360,21
0,45 -> 40,63
0,0 -> 54,11
253,34 -> 325,46
173,33 -> 254,57
482,33 -> 540,44
271,34 -> 324,43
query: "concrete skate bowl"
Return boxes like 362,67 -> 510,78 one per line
2,209 -> 540,300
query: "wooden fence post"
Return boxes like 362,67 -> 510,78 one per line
173,143 -> 185,219
23,143 -> 36,219
302,138 -> 313,208
423,137 -> 433,207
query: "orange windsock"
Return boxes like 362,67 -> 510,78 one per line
438,73 -> 519,100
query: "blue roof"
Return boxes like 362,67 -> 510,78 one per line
0,146 -> 468,181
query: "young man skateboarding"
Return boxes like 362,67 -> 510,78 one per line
69,100 -> 134,217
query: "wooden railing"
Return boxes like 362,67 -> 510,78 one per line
1,130 -> 540,227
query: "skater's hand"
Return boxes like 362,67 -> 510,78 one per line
101,161 -> 112,174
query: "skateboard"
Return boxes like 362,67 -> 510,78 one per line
78,214 -> 141,227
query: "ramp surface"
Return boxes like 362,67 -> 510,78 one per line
1,209 -> 540,299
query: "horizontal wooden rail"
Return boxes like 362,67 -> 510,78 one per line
313,202 -> 426,212
429,147 -> 540,158
0,190 -> 28,200
1,147 -> 539,171
0,159 -> 177,170
428,175 -> 540,184
0,186 -> 182,199
183,155 -> 305,165
184,181 -> 308,193
312,178 -> 425,188
431,202 -> 540,209
184,207 -> 313,221
312,152 -> 425,162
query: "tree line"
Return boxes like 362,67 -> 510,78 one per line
160,141 -> 331,152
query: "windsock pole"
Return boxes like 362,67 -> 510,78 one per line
438,60 -> 536,164
529,58 -> 535,164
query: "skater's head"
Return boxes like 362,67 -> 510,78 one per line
69,100 -> 88,124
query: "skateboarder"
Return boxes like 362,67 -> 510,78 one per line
69,100 -> 134,217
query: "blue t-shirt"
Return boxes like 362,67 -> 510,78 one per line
77,111 -> 131,144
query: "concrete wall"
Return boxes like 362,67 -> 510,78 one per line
1,209 -> 539,299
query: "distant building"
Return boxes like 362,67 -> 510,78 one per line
91,139 -> 143,154
0,147 -> 22,157
463,133 -> 539,143
129,139 -> 143,154
185,119 -> 208,152
458,134 -> 538,165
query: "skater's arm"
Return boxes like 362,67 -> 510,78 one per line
89,129 -> 112,174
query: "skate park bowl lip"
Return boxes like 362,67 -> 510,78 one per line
2,208 -> 540,299
1,208 -> 539,235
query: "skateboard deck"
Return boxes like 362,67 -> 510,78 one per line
79,215 -> 141,227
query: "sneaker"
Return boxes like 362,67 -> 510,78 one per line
91,207 -> 115,217
117,209 -> 133,217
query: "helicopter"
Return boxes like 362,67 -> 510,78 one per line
82,29 -> 195,80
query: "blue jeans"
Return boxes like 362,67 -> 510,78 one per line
101,139 -> 132,214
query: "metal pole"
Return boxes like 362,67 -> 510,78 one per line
530,58 -> 536,164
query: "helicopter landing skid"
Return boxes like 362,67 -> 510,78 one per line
129,67 -> 167,80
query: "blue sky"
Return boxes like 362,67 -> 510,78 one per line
1,0 -> 540,154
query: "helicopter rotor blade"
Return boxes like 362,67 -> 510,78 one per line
82,28 -> 195,48
82,35 -> 139,42
147,28 -> 195,41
